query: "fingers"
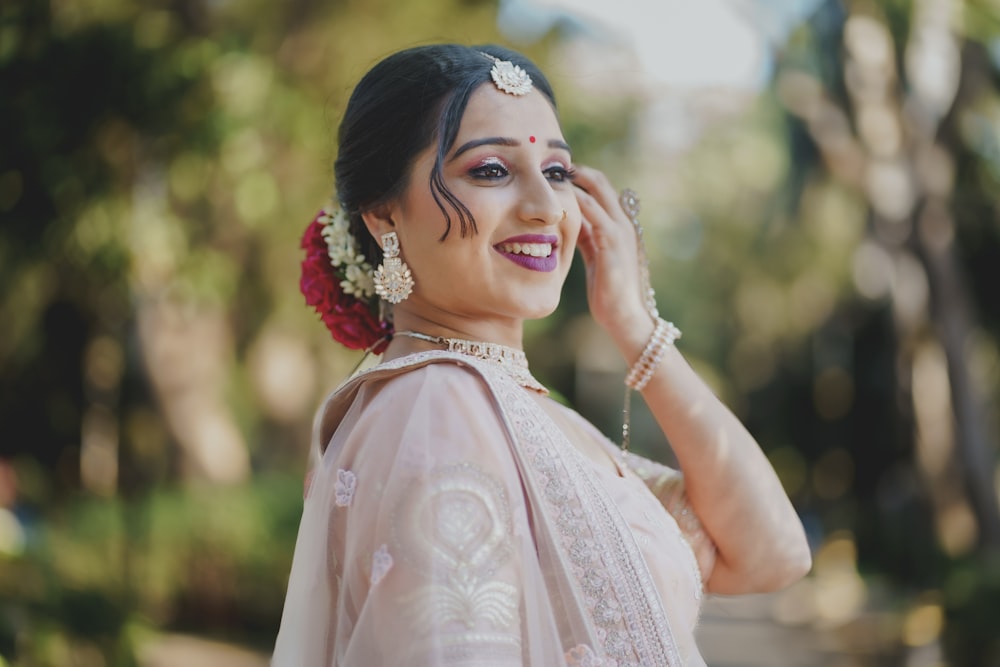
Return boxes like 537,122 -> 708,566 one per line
574,193 -> 608,252
573,173 -> 635,257
576,218 -> 597,266
572,165 -> 628,226
571,165 -> 651,331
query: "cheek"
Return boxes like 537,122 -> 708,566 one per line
407,236 -> 483,283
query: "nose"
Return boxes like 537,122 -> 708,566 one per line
517,173 -> 564,225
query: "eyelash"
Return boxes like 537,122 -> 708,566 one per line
545,165 -> 576,183
470,162 -> 510,180
468,161 -> 576,183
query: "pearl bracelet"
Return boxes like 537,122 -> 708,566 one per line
624,318 -> 681,391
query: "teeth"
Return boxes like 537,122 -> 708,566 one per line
499,242 -> 553,257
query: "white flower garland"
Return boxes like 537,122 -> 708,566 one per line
318,205 -> 376,301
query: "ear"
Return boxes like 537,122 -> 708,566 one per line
361,203 -> 396,249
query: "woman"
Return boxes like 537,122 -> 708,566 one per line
274,44 -> 811,666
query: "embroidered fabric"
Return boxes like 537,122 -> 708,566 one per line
623,452 -> 718,600
489,378 -> 682,666
393,462 -> 521,659
334,468 -> 356,507
271,352 -> 714,666
566,644 -> 604,667
370,544 -> 393,585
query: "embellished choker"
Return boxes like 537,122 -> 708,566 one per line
394,331 -> 548,394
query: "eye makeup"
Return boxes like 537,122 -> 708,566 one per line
542,161 -> 575,183
462,154 -> 576,183
467,156 -> 510,180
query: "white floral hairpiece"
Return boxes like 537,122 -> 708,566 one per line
318,205 -> 375,301
480,52 -> 533,96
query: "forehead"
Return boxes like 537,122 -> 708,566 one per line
454,85 -> 563,143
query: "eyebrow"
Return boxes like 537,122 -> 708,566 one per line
450,136 -> 572,161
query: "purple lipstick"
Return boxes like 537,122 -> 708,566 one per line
494,234 -> 559,272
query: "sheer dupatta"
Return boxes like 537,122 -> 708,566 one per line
271,352 -> 682,666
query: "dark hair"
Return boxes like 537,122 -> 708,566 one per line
334,44 -> 557,266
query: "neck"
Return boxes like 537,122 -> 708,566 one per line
384,309 -> 524,361
389,323 -> 547,395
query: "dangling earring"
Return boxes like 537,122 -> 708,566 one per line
373,231 -> 414,304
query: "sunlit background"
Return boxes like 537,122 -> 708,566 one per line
3,0 -> 1000,665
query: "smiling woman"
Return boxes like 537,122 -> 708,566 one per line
273,44 -> 811,666
372,83 -> 578,331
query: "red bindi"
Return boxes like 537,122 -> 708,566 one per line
529,135 -> 536,143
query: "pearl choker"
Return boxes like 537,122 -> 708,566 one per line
394,331 -> 548,394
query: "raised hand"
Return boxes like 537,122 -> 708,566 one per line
572,166 -> 655,358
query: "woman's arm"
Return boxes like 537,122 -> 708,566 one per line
572,166 -> 812,594
627,338 -> 811,593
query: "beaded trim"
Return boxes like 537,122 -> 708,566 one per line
393,331 -> 548,395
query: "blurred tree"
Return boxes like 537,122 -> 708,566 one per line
777,0 -> 1000,552
1,0 -> 220,491
768,0 -> 1000,660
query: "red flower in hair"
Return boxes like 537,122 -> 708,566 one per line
300,208 -> 391,353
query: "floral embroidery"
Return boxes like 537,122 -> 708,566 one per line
393,462 -> 520,658
413,571 -> 517,630
583,569 -> 609,596
370,544 -> 393,585
334,468 -> 356,507
595,597 -> 624,626
566,644 -> 604,667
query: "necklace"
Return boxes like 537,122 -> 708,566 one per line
394,330 -> 548,395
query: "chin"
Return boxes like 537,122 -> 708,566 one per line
518,295 -> 561,320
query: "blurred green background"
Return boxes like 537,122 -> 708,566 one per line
2,0 -> 1000,665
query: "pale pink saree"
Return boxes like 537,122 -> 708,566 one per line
272,352 -> 715,666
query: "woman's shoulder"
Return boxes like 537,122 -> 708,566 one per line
347,352 -> 502,408
315,352 -> 504,450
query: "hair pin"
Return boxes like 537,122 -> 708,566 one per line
480,52 -> 533,96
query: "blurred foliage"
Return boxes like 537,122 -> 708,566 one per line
2,0 -> 1000,665
0,473 -> 301,665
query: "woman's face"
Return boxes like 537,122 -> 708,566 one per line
381,83 -> 581,336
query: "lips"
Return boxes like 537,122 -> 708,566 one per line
494,234 -> 559,272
